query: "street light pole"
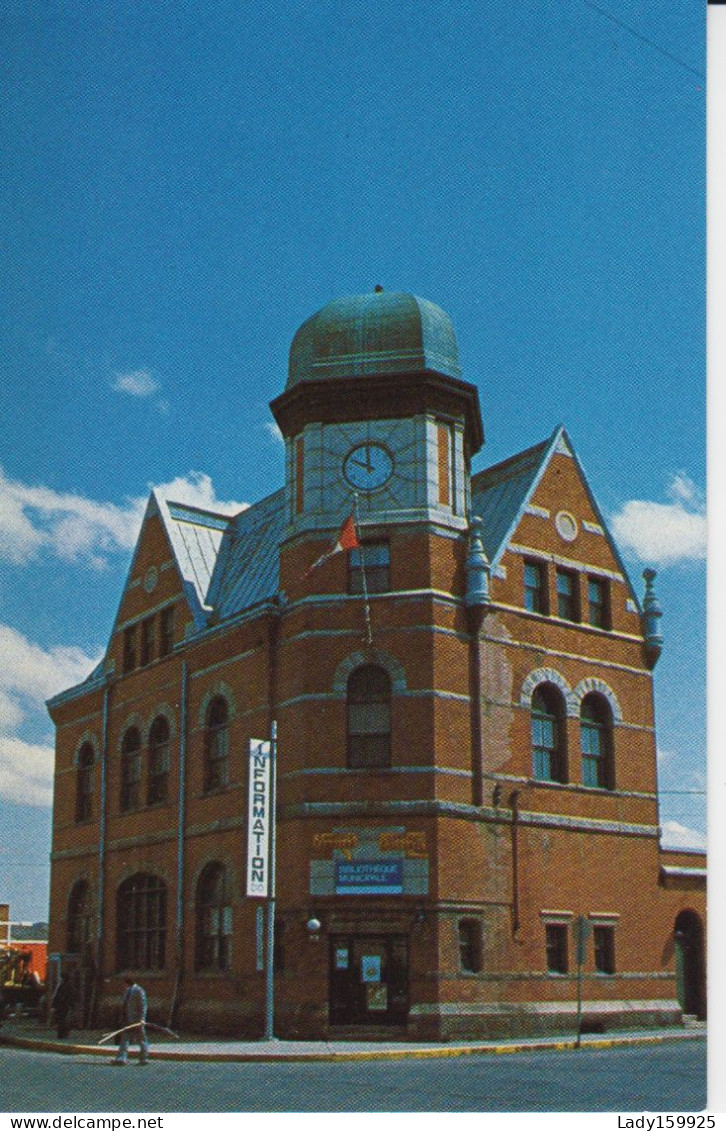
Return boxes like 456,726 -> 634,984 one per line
264,720 -> 277,1041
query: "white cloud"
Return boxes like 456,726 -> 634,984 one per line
264,421 -> 285,446
0,624 -> 103,807
0,467 -> 245,568
610,473 -> 706,565
111,369 -> 160,398
660,820 -> 707,851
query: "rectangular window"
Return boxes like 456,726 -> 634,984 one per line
437,422 -> 454,508
159,605 -> 175,656
295,436 -> 305,516
587,577 -> 610,629
593,925 -> 616,974
350,541 -> 391,594
545,924 -> 568,974
556,568 -> 580,622
122,626 -> 137,674
524,560 -> 548,614
458,919 -> 483,973
140,616 -> 155,667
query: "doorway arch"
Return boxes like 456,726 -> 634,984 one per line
674,909 -> 706,1019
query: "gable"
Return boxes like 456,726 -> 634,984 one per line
492,430 -> 643,629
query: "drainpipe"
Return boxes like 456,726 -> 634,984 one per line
91,678 -> 111,1026
168,659 -> 188,1028
465,517 -> 490,807
509,790 -> 521,936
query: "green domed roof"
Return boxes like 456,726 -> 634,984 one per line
287,290 -> 461,388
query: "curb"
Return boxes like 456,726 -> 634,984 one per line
0,1029 -> 705,1063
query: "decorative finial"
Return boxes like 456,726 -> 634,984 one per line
465,516 -> 490,610
374,284 -> 384,293
641,568 -> 663,668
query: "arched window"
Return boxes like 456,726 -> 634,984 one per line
196,863 -> 232,971
347,664 -> 391,768
531,684 -> 566,783
75,743 -> 95,822
204,697 -> 229,791
116,873 -> 167,971
120,727 -> 142,812
67,880 -> 92,955
580,693 -> 614,789
147,716 -> 170,805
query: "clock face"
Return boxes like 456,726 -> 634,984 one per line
343,442 -> 394,491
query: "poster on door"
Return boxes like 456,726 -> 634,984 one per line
360,954 -> 382,983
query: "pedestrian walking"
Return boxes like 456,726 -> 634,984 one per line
51,974 -> 74,1040
111,975 -> 149,1065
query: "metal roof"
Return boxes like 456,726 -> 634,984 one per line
206,488 -> 285,618
471,434 -> 553,565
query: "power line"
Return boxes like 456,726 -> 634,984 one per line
578,0 -> 705,81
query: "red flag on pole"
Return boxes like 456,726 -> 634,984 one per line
304,512 -> 360,576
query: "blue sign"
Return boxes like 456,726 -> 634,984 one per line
335,859 -> 403,895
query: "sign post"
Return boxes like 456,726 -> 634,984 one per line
573,914 -> 591,1048
247,723 -> 277,1041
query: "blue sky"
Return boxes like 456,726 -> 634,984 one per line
1,1 -> 706,922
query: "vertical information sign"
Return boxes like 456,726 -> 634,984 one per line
246,738 -> 271,897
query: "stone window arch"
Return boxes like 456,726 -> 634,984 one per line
520,667 -> 577,717
333,649 -> 406,696
571,677 -> 623,723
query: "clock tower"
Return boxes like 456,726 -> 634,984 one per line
270,289 -> 484,565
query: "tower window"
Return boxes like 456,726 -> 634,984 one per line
556,568 -> 580,622
531,684 -> 567,783
545,924 -> 568,974
347,664 -> 392,768
349,541 -> 390,594
587,577 -> 611,629
580,694 -> 614,789
295,436 -> 305,516
524,560 -> 548,614
437,422 -> 454,509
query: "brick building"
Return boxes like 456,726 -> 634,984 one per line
47,290 -> 706,1039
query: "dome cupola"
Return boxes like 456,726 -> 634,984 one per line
287,289 -> 461,388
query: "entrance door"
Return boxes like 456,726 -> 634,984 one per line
674,910 -> 706,1019
329,935 -> 408,1026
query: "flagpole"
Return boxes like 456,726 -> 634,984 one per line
352,493 -> 373,647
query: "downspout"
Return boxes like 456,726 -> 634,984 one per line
465,517 -> 490,808
509,790 -> 521,936
168,659 -> 188,1028
91,678 -> 111,1026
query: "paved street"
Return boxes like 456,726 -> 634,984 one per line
0,1040 -> 707,1113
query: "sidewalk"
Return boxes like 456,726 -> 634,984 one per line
0,1015 -> 706,1063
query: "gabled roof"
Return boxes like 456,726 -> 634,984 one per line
471,432 -> 554,566
471,425 -> 639,606
154,487 -> 285,626
206,487 -> 285,618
